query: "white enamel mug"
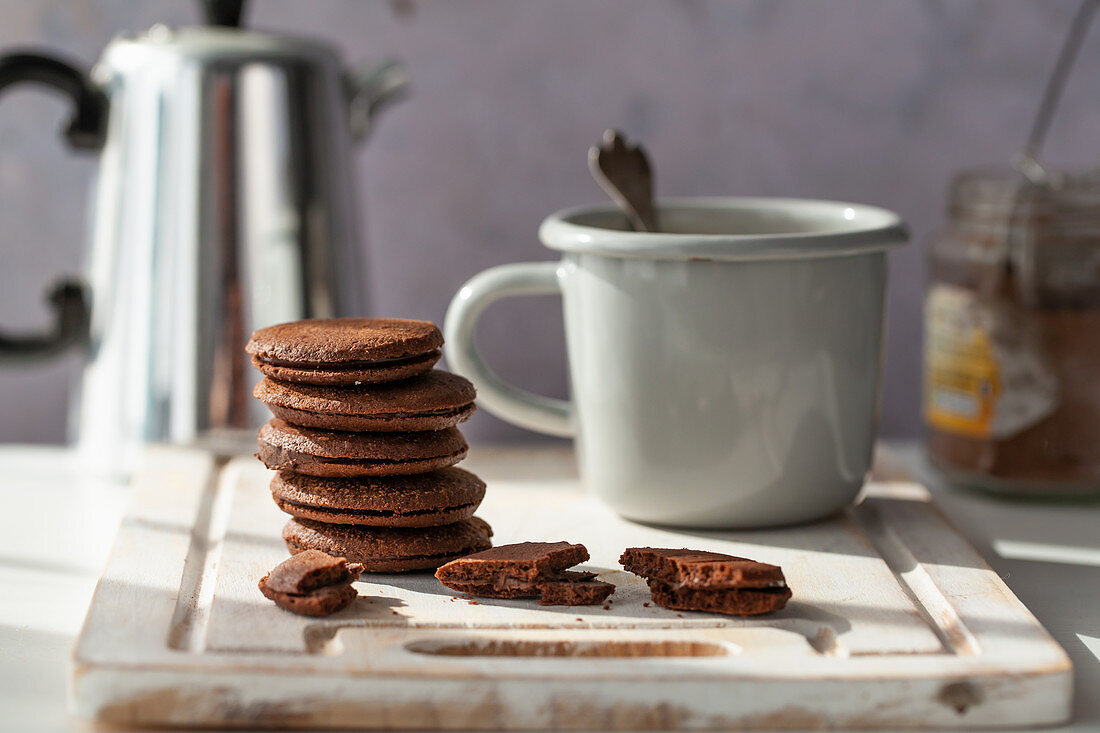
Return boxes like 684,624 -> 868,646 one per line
445,198 -> 907,528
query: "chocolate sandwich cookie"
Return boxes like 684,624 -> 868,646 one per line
257,419 -> 468,477
258,550 -> 364,616
253,370 -> 476,432
246,317 -> 443,386
270,467 -> 486,527
620,547 -> 791,616
435,541 -> 614,605
283,516 -> 493,572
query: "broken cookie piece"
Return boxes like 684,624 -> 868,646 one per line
435,541 -> 614,606
259,550 -> 363,616
437,541 -> 588,583
536,570 -> 614,606
620,547 -> 790,616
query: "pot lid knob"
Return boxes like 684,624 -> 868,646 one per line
201,0 -> 246,28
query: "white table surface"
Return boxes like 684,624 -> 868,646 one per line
0,442 -> 1096,733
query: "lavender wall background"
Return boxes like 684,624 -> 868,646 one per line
1,0 -> 1098,445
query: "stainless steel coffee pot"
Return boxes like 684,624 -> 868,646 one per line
0,3 -> 404,473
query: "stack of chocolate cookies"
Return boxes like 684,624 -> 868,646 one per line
247,318 -> 492,572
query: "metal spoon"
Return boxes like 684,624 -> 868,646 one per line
588,129 -> 659,232
1014,0 -> 1099,184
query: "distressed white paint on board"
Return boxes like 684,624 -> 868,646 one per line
71,446 -> 1072,729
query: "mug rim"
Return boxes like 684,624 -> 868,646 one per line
538,197 -> 908,261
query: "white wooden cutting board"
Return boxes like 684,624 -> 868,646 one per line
70,445 -> 1071,730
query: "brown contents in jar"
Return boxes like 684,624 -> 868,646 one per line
925,169 -> 1100,494
928,308 -> 1100,486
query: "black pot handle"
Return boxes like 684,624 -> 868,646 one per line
0,51 -> 105,363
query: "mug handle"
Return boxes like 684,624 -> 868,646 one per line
444,262 -> 574,437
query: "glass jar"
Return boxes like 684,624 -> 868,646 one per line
924,167 -> 1100,497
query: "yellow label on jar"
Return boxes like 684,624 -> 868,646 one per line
924,285 -> 999,438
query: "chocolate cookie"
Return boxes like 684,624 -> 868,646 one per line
283,516 -> 494,572
536,572 -> 615,607
257,419 -> 467,477
441,572 -> 613,605
258,550 -> 364,616
270,468 -> 486,527
436,541 -> 589,583
618,548 -> 786,589
253,370 -> 476,432
645,579 -> 790,616
246,318 -> 443,386
620,547 -> 790,616
435,541 -> 614,605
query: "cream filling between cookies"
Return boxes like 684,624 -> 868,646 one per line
274,447 -> 467,466
282,499 -> 477,518
257,351 -> 439,370
287,405 -> 473,420
446,572 -> 594,592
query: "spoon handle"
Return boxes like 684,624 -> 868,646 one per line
1015,0 -> 1099,183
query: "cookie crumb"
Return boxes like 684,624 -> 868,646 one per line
602,604 -> 610,610
467,599 -> 478,605
575,617 -> 583,622
643,602 -> 650,607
